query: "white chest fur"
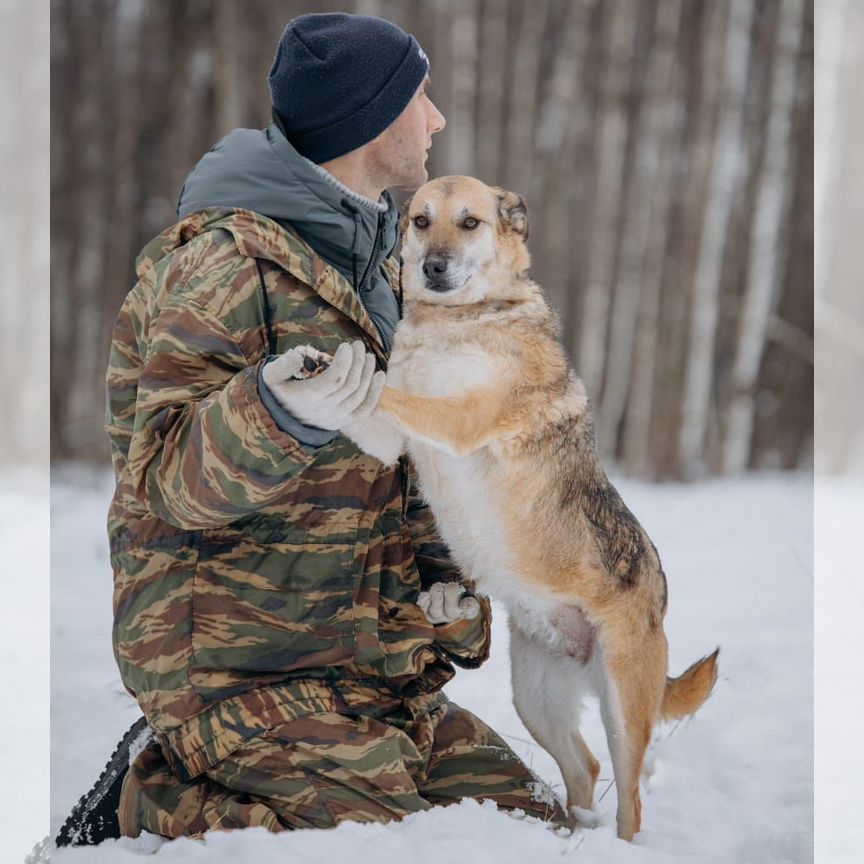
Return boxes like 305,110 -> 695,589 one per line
387,337 -> 498,397
390,333 -> 530,606
385,321 -> 596,661
410,438 -> 594,661
410,443 -> 510,590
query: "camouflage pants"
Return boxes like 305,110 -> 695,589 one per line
119,696 -> 567,836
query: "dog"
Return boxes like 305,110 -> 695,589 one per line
329,175 -> 718,840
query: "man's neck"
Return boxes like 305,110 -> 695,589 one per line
318,151 -> 384,204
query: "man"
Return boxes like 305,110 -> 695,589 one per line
57,13 -> 566,845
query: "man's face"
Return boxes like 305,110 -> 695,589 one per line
365,77 -> 446,192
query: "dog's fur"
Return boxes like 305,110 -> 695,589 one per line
344,176 -> 718,840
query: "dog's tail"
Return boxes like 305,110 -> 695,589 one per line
659,648 -> 719,721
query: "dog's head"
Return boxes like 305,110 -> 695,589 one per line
400,176 -> 530,304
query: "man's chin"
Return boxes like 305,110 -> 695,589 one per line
390,167 -> 429,193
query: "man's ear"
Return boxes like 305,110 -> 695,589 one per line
494,188 -> 529,240
399,195 -> 414,236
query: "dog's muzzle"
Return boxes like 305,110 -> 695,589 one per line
422,252 -> 459,292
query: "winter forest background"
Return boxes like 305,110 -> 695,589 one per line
47,0 -> 816,480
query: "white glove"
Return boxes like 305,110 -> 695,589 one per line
261,341 -> 384,431
417,582 -> 481,625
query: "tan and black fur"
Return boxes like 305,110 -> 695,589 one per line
342,176 -> 719,841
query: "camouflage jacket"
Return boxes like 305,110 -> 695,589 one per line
106,208 -> 491,781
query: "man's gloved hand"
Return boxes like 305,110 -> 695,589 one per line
417,582 -> 481,625
261,341 -> 384,431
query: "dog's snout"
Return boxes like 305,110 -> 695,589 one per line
422,253 -> 450,279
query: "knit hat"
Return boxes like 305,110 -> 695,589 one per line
268,13 -> 430,164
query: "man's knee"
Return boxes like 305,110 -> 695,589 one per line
422,700 -> 570,827
119,739 -> 210,838
119,713 -> 431,837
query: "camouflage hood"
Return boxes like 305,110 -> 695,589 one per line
175,124 -> 401,349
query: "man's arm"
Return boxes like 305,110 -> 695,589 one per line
404,459 -> 492,669
121,287 -> 329,530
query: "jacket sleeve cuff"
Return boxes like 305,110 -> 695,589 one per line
432,596 -> 492,669
257,357 -> 340,448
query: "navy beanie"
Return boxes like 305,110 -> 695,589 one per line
268,13 -> 430,164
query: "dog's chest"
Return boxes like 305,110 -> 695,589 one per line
390,329 -> 528,598
388,338 -> 498,397
409,443 -> 520,595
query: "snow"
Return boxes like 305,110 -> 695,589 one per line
44,468 -> 816,863
814,476 -> 864,864
1,469 -> 49,864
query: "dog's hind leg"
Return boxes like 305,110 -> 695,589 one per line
595,627 -> 667,841
509,621 -> 600,821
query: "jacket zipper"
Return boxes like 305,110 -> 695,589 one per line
355,214 -> 390,353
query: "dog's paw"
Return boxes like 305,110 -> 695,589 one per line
569,806 -> 607,830
417,582 -> 480,624
287,345 -> 333,379
342,414 -> 405,466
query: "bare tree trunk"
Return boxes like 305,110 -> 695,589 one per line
476,0 -> 509,183
97,0 -> 145,458
446,0 -> 479,177
534,1 -> 589,164
752,2 -> 812,471
723,0 -> 807,473
64,0 -> 112,457
564,1 -> 603,370
677,0 -> 753,478
424,0 -> 455,183
648,0 -> 728,478
599,0 -> 682,458
354,0 -> 383,16
502,0 -> 548,198
531,0 -> 593,323
578,0 -> 638,415
159,1 -> 215,233
214,0 -> 243,138
621,0 -> 685,477
50,0 -> 74,459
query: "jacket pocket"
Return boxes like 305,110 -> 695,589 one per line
188,537 -> 357,700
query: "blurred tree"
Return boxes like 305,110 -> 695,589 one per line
50,0 -> 813,478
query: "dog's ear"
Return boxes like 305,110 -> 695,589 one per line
494,188 -> 529,240
399,194 -> 414,236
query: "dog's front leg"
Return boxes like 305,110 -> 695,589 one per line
341,413 -> 405,466
376,385 -> 511,456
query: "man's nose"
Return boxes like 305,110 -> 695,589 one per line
422,253 -> 450,279
429,100 -> 446,134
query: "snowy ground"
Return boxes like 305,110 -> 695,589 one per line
1,470 -> 50,864
42,468 -> 817,863
813,476 -> 864,864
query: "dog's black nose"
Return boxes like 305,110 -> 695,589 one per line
422,253 -> 449,279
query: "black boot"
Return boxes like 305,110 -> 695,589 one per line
55,716 -> 152,847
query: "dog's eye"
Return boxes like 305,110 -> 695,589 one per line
412,215 -> 429,230
463,217 -> 480,230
